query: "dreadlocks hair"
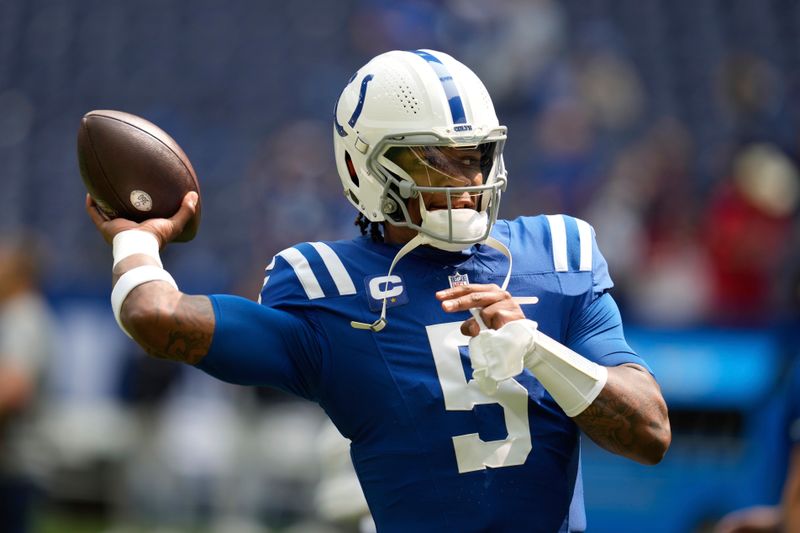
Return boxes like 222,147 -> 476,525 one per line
355,213 -> 384,242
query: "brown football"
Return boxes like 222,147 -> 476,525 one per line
77,109 -> 201,242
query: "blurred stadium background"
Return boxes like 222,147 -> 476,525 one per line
1,0 -> 800,531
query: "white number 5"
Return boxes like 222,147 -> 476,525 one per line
426,321 -> 532,473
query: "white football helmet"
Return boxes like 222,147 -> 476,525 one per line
333,49 -> 507,248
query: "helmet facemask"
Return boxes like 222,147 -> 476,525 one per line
371,133 -> 507,251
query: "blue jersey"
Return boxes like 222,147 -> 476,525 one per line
197,215 -> 649,532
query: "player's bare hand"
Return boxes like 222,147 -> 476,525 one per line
436,283 -> 525,337
86,191 -> 198,248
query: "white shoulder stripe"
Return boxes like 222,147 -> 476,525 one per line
576,219 -> 593,272
545,215 -> 568,272
277,247 -> 325,300
258,256 -> 278,303
258,275 -> 269,301
310,242 -> 357,296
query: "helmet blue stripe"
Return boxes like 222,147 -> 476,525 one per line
411,50 -> 467,124
348,74 -> 374,128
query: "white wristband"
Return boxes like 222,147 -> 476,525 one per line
112,230 -> 162,269
111,265 -> 178,338
525,330 -> 608,417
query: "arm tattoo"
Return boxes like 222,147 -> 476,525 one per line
125,289 -> 214,365
574,390 -> 638,456
573,364 -> 669,462
160,296 -> 214,364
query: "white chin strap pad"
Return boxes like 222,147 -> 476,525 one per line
418,206 -> 489,251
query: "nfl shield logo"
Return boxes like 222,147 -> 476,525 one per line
448,272 -> 470,288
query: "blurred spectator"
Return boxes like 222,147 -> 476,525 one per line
713,359 -> 800,533
115,368 -> 254,531
519,97 -> 602,216
586,118 -> 712,327
348,1 -> 440,56
575,49 -> 645,134
582,142 -> 649,308
314,420 -> 374,533
775,217 -> 800,358
0,233 -> 56,533
443,0 -> 565,105
625,119 -> 712,327
513,45 -> 644,218
717,54 -> 795,150
705,144 -> 800,326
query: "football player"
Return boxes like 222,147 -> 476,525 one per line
87,50 -> 670,532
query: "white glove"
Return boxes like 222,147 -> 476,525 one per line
468,319 -> 538,395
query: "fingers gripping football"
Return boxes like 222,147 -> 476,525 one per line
435,283 -> 526,336
86,191 -> 199,248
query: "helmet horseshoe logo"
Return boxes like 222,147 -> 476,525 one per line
334,74 -> 374,137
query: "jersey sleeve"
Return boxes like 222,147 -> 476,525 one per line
258,248 -> 317,308
535,214 -> 613,299
543,215 -> 647,369
565,292 -> 651,372
195,294 -> 323,401
589,225 -> 613,298
201,242 -> 356,401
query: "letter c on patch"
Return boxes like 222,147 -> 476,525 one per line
369,275 -> 403,300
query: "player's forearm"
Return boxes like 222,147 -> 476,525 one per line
467,319 -> 671,464
121,285 -> 213,364
573,364 -> 670,465
114,256 -> 214,364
